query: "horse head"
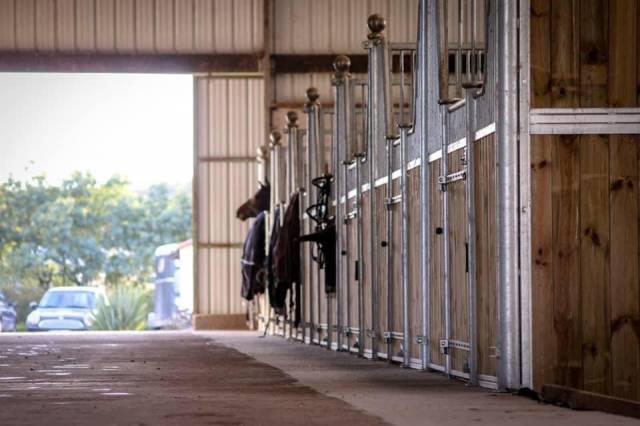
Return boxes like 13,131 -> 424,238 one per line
236,181 -> 270,221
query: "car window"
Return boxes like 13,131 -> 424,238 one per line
40,291 -> 97,309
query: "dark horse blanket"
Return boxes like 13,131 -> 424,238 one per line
240,211 -> 266,301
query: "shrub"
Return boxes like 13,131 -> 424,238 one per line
91,285 -> 151,331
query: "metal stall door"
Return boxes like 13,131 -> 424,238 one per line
193,75 -> 265,325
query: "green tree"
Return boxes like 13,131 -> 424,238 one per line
0,173 -> 192,323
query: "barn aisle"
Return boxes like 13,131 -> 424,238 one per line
0,331 -> 384,426
0,330 -> 635,425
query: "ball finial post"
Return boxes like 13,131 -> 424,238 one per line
286,111 -> 299,128
333,55 -> 351,77
269,130 -> 282,146
367,14 -> 386,40
305,87 -> 320,104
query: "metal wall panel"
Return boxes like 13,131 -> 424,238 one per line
272,0 -> 419,54
194,76 -> 265,316
0,0 -> 264,54
274,72 -> 368,105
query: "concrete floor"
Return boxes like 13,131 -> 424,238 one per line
0,331 -> 636,426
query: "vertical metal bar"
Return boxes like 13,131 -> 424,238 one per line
266,133 -> 279,336
332,66 -> 345,351
519,0 -> 534,390
304,108 -> 316,346
366,13 -> 391,360
296,126 -> 307,344
418,0 -> 431,371
456,0 -> 462,93
297,130 -> 307,343
412,50 -> 418,124
442,0 -> 450,99
400,125 -> 411,368
355,153 -> 365,357
334,132 -> 343,351
441,104 -> 452,377
344,162 -> 351,350
320,108 -> 333,352
386,134 -> 394,362
464,87 -> 478,385
400,50 -> 406,125
285,112 -> 299,341
497,0 -> 520,392
471,0 -> 477,80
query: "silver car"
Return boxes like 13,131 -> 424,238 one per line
26,287 -> 106,331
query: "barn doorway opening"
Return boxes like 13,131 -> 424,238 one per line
0,72 -> 194,333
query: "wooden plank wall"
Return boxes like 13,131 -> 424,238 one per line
475,134 -> 498,378
448,149 -> 469,375
429,160 -> 446,367
408,168 -> 423,361
376,185 -> 389,358
530,0 -> 640,401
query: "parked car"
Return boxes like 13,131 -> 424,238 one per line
0,293 -> 17,332
26,287 -> 107,332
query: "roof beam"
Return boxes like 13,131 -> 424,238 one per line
272,54 -> 369,74
0,52 -> 263,74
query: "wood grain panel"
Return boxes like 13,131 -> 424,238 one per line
347,202 -> 359,350
376,184 -> 389,357
429,159 -> 445,367
609,135 -> 640,400
530,0 -> 551,107
531,134 -> 555,389
552,134 -> 582,388
361,190 -> 372,353
609,0 -> 639,401
448,149 -> 468,375
408,168 -> 423,360
579,135 -> 610,394
475,135 -> 497,377
392,184 -> 403,358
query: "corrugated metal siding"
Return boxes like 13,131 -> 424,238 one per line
194,76 -> 264,315
0,0 -> 264,54
272,0 -> 419,54
273,72 -> 368,105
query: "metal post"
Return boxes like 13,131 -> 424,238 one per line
440,104 -> 451,377
269,131 -> 284,336
318,107 -> 332,352
355,153 -> 365,357
332,105 -> 343,352
456,0 -> 462,93
344,162 -> 351,351
400,125 -> 411,368
365,13 -> 392,360
332,56 -> 352,352
463,83 -> 481,386
385,134 -> 394,362
418,0 -> 431,371
519,0 -> 534,391
497,0 -> 520,392
305,107 -> 316,346
304,89 -> 322,345
285,111 -> 300,340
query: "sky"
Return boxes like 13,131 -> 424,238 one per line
0,73 -> 193,189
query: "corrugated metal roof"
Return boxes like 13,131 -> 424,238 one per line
0,0 -> 264,54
